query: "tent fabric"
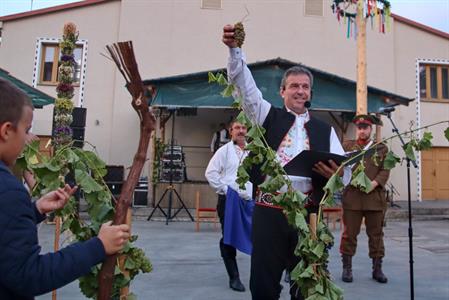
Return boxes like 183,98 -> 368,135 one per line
0,68 -> 54,108
145,58 -> 413,113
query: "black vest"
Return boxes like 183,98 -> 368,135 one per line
249,106 -> 331,206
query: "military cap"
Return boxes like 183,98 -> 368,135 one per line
353,114 -> 383,126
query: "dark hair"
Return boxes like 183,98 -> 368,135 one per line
280,66 -> 314,90
0,78 -> 33,127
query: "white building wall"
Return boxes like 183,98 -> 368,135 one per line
0,0 -> 448,196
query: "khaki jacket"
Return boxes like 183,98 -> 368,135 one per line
342,140 -> 390,211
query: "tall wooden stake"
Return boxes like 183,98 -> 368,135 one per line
98,41 -> 156,300
52,216 -> 61,300
119,208 -> 133,299
356,0 -> 367,115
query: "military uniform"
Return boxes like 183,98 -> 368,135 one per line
340,140 -> 390,258
340,114 -> 390,284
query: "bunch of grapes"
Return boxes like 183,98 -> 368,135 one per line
234,22 -> 245,48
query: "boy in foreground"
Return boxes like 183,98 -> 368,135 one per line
0,78 -> 130,299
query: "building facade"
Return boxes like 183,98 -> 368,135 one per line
0,0 -> 448,204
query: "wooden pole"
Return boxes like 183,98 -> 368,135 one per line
356,0 -> 367,115
52,216 -> 61,300
119,208 -> 132,299
98,41 -> 156,300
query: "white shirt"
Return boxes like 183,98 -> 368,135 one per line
227,48 -> 351,193
205,141 -> 252,196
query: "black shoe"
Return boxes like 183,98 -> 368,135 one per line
223,258 -> 246,292
230,277 -> 245,292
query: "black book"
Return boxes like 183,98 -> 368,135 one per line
283,148 -> 375,177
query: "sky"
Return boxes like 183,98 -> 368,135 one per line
0,0 -> 448,34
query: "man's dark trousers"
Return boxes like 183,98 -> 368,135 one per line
250,204 -> 304,300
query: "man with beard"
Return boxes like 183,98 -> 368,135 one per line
205,120 -> 252,292
222,25 -> 350,300
340,114 -> 390,284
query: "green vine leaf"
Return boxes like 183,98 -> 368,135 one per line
221,84 -> 234,97
445,127 -> 449,141
75,169 -> 103,193
403,142 -> 416,161
295,212 -> 309,233
246,138 -> 266,154
235,111 -> 252,128
231,98 -> 241,109
323,174 -> 344,195
383,151 -> 401,170
236,165 -> 250,188
246,125 -> 266,140
416,132 -> 433,151
61,148 -> 80,164
207,71 -> 216,83
350,163 -> 372,193
299,265 -> 315,279
311,242 -> 325,258
258,174 -> 286,193
216,73 -> 228,85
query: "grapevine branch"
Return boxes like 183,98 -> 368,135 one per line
97,41 -> 156,300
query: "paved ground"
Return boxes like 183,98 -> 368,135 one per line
36,219 -> 449,300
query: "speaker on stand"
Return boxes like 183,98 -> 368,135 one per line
104,165 -> 125,203
70,107 -> 87,148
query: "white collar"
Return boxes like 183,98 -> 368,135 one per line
286,107 -> 309,119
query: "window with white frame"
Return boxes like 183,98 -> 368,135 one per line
419,64 -> 449,102
38,43 -> 83,85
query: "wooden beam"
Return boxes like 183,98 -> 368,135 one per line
356,0 -> 367,115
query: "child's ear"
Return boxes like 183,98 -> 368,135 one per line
0,122 -> 13,141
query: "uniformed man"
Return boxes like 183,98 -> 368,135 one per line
340,114 -> 390,284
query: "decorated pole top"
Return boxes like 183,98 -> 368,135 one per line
331,0 -> 392,115
332,0 -> 391,39
53,22 -> 79,147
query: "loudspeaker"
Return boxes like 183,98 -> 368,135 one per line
71,127 -> 85,148
71,107 -> 87,127
133,190 -> 148,207
159,168 -> 184,183
107,182 -> 123,196
104,165 -> 124,183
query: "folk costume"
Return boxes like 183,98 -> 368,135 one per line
227,48 -> 349,300
205,141 -> 252,292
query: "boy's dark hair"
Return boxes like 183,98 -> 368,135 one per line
0,78 -> 33,127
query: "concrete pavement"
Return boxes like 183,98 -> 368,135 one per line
36,219 -> 449,300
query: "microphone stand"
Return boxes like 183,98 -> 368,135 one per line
385,111 -> 417,300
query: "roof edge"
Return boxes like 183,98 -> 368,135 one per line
144,58 -> 414,106
0,0 -> 119,22
392,13 -> 449,40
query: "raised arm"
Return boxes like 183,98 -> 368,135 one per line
222,25 -> 271,125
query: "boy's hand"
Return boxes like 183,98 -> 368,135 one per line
222,24 -> 238,48
98,221 -> 131,255
36,184 -> 77,214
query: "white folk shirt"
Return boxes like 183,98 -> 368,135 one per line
205,141 -> 252,196
227,48 -> 351,193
